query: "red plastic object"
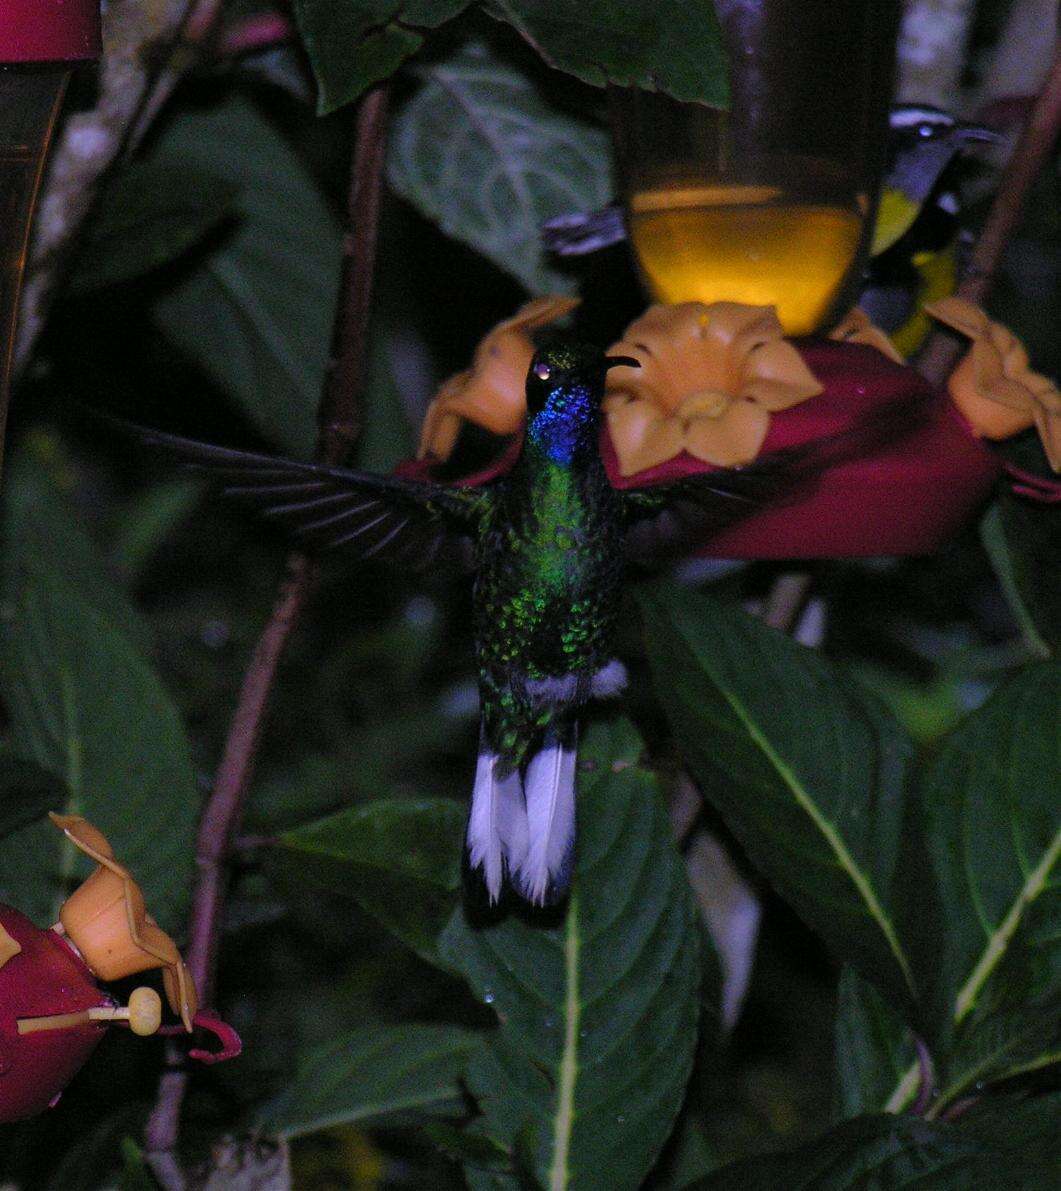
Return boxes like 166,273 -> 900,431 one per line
0,0 -> 101,63
0,907 -> 109,1121
401,341 -> 1003,559
608,341 -> 1003,558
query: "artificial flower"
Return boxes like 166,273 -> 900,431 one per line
51,813 -> 197,1031
827,307 -> 905,364
602,302 -> 823,475
926,297 -> 1061,470
418,295 -> 579,462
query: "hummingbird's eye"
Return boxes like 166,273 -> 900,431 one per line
917,122 -> 936,139
534,362 -> 552,381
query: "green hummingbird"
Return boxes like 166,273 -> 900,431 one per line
131,341 -> 910,904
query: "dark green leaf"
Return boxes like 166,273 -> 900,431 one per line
638,581 -> 917,1007
424,1122 -> 511,1170
904,662 -> 1061,1113
111,480 -> 202,586
692,1109 -> 1057,1190
388,42 -> 613,293
117,1139 -> 155,1191
274,798 -> 465,967
293,0 -> 472,114
0,754 -> 68,840
151,95 -> 341,457
981,499 -> 1059,656
257,1022 -> 482,1139
0,462 -> 198,931
438,718 -> 701,1191
69,159 -> 238,295
834,966 -> 917,1119
484,0 -> 729,105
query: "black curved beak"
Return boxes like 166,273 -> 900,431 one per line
605,355 -> 640,370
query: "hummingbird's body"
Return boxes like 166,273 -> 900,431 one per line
470,349 -> 629,902
130,342 -> 915,906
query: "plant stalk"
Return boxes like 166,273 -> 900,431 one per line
144,83 -> 390,1181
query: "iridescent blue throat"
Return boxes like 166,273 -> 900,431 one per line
526,383 -> 598,465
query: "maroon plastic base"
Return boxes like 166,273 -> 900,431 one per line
1,0 -> 101,63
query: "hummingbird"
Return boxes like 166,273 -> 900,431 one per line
129,341 -> 917,905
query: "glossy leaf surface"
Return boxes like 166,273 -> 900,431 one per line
293,0 -> 472,113
152,96 -> 341,457
910,662 -> 1060,1111
275,798 -> 465,968
484,0 -> 729,105
388,43 -> 613,293
438,718 -> 701,1190
259,1022 -> 483,1139
0,463 -> 198,930
638,581 -> 916,1006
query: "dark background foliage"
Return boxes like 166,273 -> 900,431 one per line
0,0 -> 1057,1187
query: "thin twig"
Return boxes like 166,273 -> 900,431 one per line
916,48 -> 1061,386
144,85 -> 390,1179
911,1035 -> 936,1116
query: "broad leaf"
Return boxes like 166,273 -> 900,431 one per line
638,581 -> 917,1007
484,0 -> 729,106
293,0 -> 472,114
438,718 -> 701,1190
0,462 -> 198,930
692,1105 -> 1058,1190
904,662 -> 1061,1112
0,754 -> 68,840
981,500 -> 1058,656
152,95 -> 341,457
834,966 -> 917,1119
69,159 -> 238,295
388,42 -> 613,294
274,798 -> 465,967
258,1022 -> 482,1139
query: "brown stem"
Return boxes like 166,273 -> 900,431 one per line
916,48 -> 1061,386
144,86 -> 390,1176
317,85 -> 390,464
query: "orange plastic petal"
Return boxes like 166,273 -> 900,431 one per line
49,812 -> 116,863
417,295 -> 579,461
604,302 -> 820,471
0,922 -> 21,969
926,298 -> 1060,469
829,308 -> 905,364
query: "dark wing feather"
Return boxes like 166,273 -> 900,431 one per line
622,389 -> 931,562
129,422 -> 488,568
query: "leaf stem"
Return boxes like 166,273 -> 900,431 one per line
144,84 -> 390,1182
916,49 -> 1061,386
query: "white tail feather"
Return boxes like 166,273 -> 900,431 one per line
467,735 -> 528,902
517,724 -> 578,905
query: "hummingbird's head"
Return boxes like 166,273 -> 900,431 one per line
524,343 -> 639,463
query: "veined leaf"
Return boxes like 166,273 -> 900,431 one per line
258,1022 -> 482,1139
981,500 -> 1058,656
833,966 -> 917,1119
484,0 -> 729,106
438,718 -> 701,1191
692,1103 -> 1059,1190
388,42 -> 614,294
293,0 -> 472,114
638,581 -> 916,1007
899,662 -> 1061,1113
0,461 -> 198,930
274,798 -> 465,968
152,95 -> 341,458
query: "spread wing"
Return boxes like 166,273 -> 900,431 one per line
129,423 -> 490,569
621,391 -> 931,561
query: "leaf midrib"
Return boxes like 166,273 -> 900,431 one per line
666,609 -> 915,998
548,889 -> 581,1191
